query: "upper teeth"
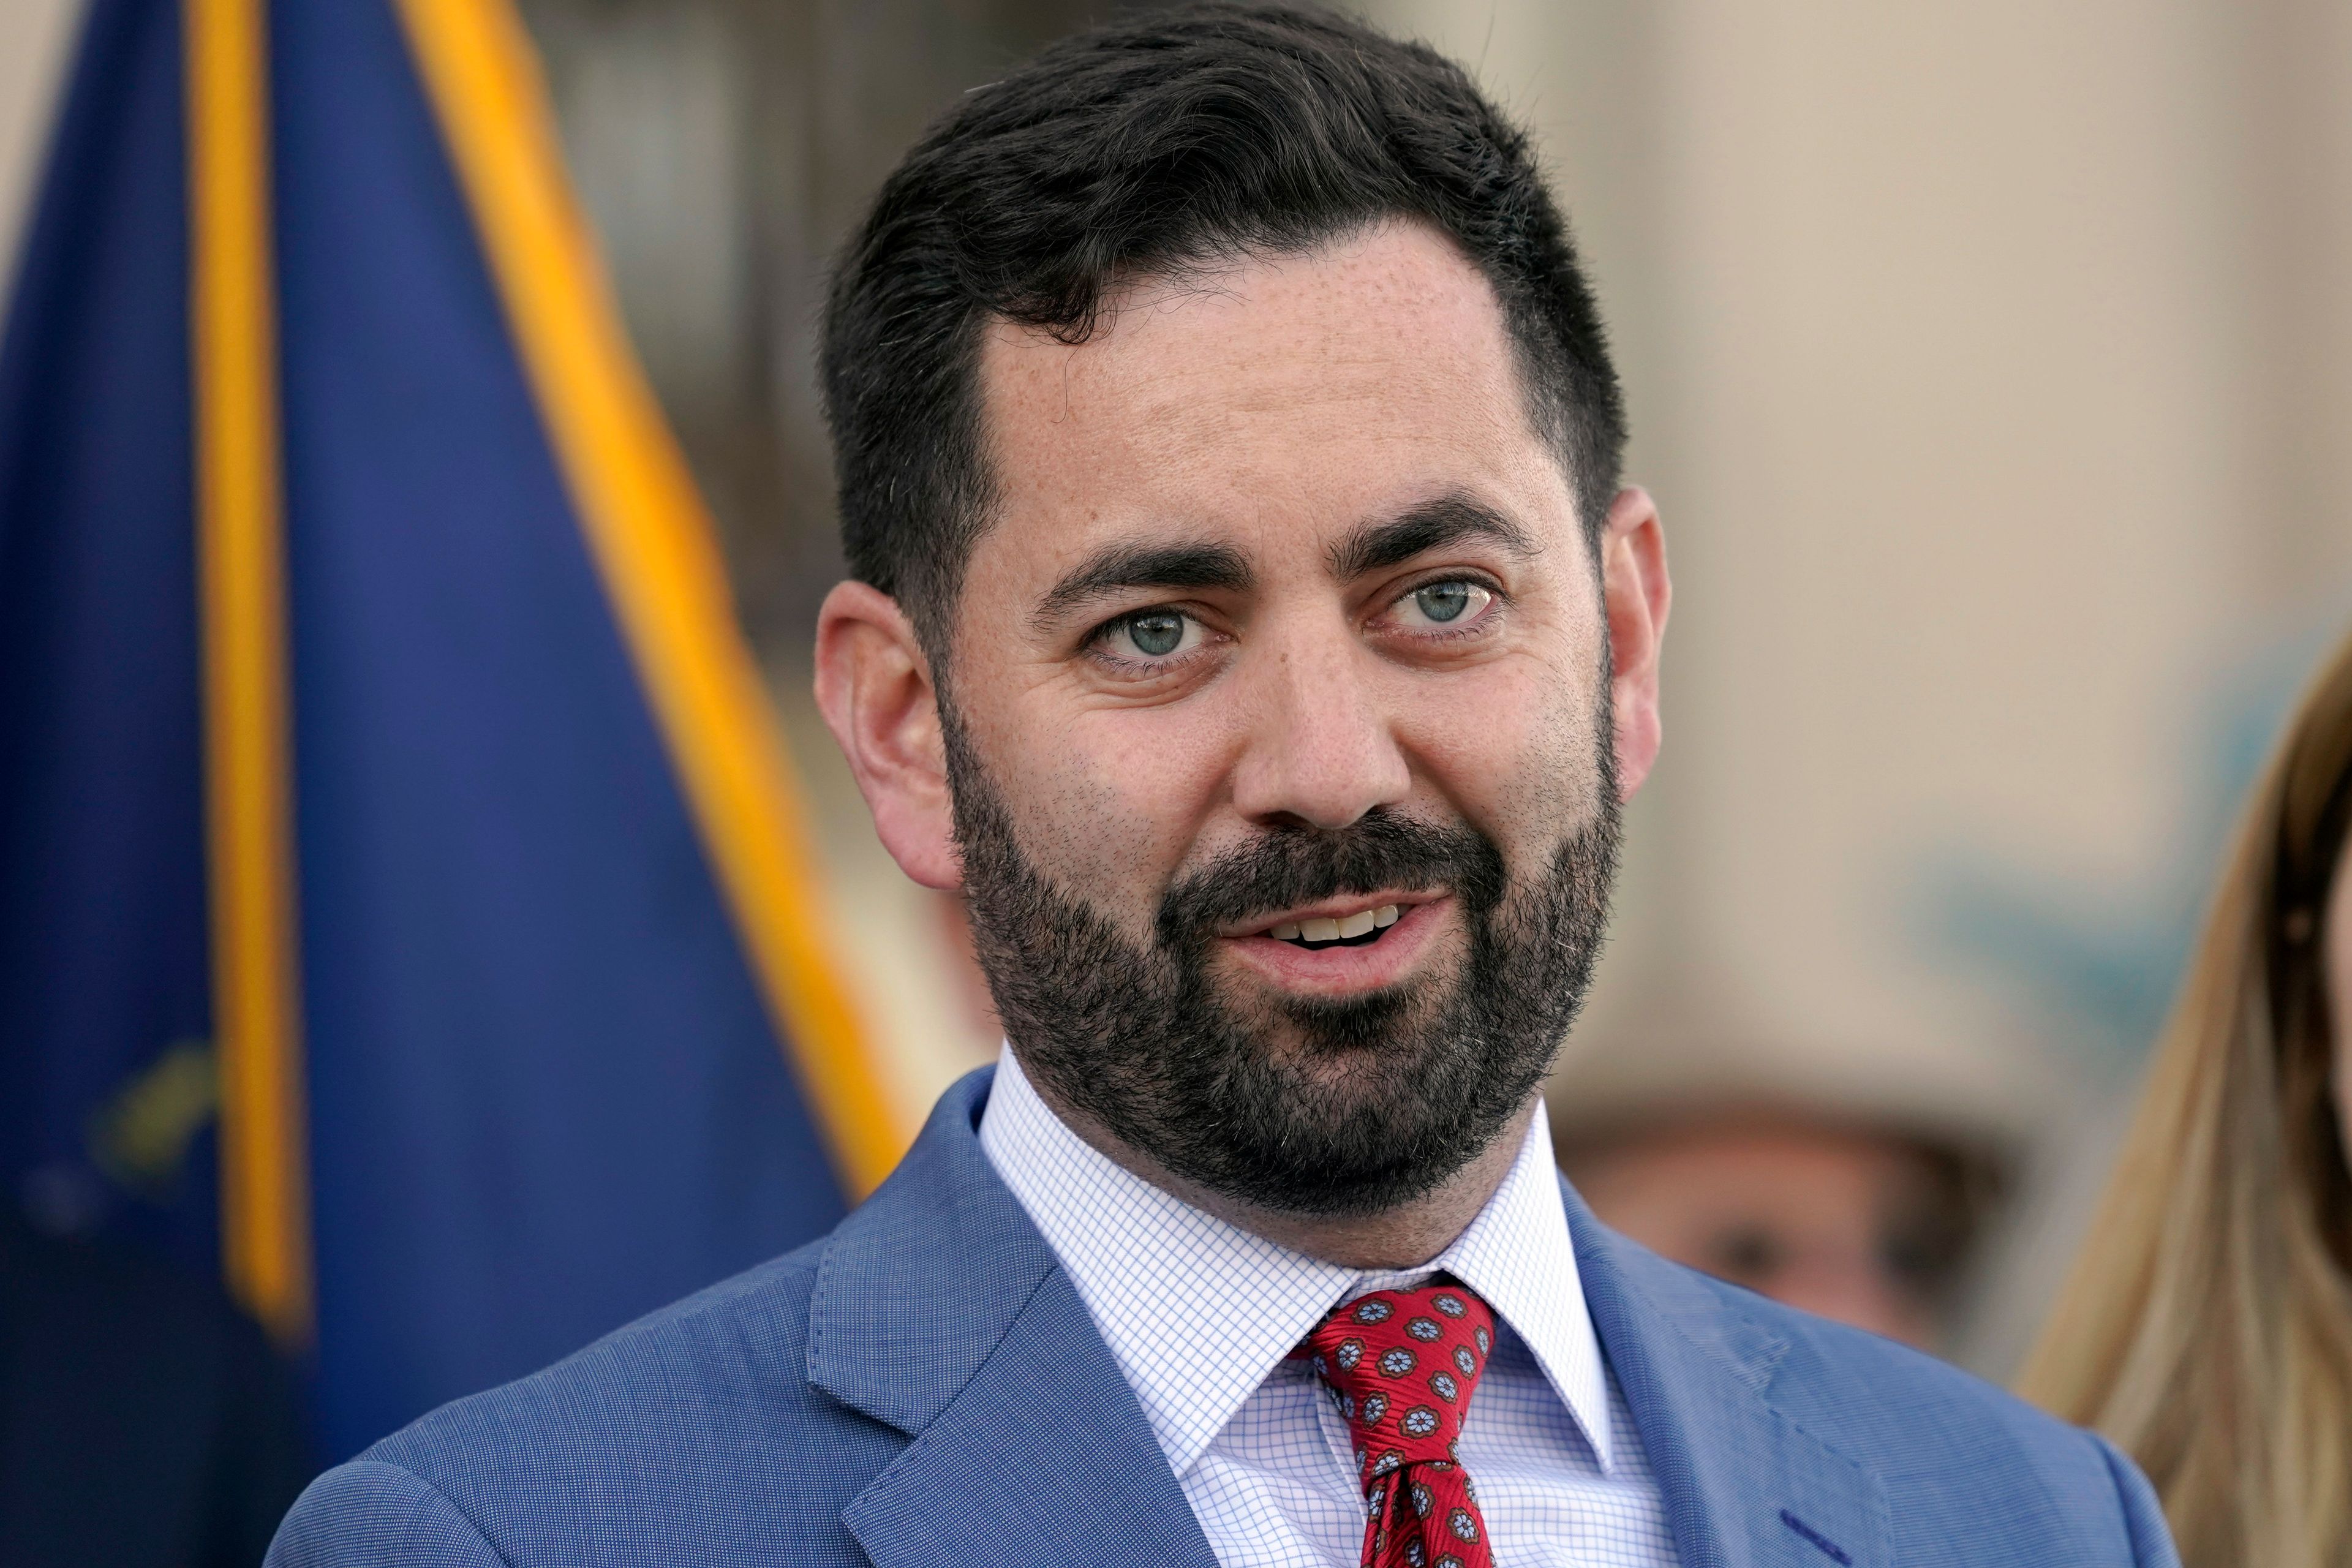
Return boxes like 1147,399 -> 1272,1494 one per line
1269,905 -> 1400,942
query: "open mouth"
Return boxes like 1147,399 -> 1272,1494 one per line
1263,903 -> 1401,951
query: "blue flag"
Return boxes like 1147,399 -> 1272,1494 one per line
0,0 -> 902,1459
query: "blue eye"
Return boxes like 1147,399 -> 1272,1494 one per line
1397,581 -> 1490,628
1416,583 -> 1472,622
1125,611 -> 1185,655
1100,609 -> 1200,662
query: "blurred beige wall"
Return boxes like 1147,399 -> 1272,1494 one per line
1365,0 -> 2352,1369
0,0 -> 79,292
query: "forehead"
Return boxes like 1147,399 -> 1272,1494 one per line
971,221 -> 1573,580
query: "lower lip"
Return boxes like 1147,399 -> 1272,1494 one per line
1218,899 -> 1452,996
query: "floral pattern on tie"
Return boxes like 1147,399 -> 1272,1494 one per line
1299,1282 -> 1497,1568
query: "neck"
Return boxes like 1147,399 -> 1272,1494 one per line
1024,1071 -> 1535,1270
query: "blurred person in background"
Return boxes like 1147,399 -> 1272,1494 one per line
1561,1108 -> 1994,1354
2020,624 -> 2352,1568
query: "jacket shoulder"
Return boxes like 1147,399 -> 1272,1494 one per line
1612,1240 -> 2176,1565
1760,1297 -> 2173,1565
1743,1280 -> 2110,1482
275,1238 -> 901,1567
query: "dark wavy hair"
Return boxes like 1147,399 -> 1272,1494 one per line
819,1 -> 1624,656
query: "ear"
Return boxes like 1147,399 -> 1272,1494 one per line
812,581 -> 961,890
1599,486 -> 1670,800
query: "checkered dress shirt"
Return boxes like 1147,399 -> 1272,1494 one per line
980,1047 -> 1678,1567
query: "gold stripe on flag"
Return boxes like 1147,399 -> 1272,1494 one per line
393,0 -> 909,1195
187,0 -> 312,1340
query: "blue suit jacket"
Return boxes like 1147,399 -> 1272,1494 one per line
270,1069 -> 2177,1567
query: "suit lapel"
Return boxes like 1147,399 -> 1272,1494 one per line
810,1069 -> 1217,1568
840,1264 -> 1220,1568
812,1074 -> 1887,1568
1566,1175 -> 1891,1568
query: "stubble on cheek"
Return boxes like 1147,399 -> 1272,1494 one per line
1454,666 -> 1610,905
957,706 -> 1188,944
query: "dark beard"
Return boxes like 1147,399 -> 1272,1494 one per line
943,712 -> 1621,1218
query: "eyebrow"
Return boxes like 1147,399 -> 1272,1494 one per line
1326,494 -> 1539,581
1033,539 -> 1255,629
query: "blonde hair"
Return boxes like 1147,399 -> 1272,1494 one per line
2018,627 -> 2352,1568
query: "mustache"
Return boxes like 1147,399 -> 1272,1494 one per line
1155,807 -> 1509,944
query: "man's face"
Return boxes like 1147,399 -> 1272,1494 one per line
827,221 -> 1668,1216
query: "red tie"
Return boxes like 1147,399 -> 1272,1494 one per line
1299,1282 -> 1498,1568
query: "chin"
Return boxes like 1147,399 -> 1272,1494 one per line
1183,998 -> 1417,1090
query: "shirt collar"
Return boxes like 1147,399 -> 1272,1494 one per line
978,1044 -> 1617,1478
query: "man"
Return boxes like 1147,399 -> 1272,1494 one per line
271,7 -> 2176,1565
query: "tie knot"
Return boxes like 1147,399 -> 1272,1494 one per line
1300,1281 -> 1496,1485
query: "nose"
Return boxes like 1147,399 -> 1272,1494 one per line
1227,630 -> 1412,831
